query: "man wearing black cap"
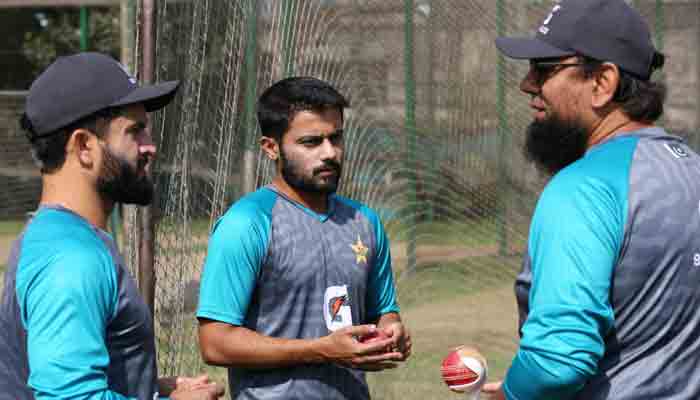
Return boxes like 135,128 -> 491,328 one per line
482,1 -> 700,399
0,53 -> 224,400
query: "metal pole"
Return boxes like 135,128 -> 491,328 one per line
121,0 -> 137,70
242,0 -> 259,195
496,0 -> 509,256
696,1 -> 700,151
654,0 -> 665,128
281,0 -> 296,77
654,0 -> 664,54
404,0 -> 417,274
80,6 -> 89,51
426,5 -> 435,222
139,0 -> 156,317
112,0 -> 138,251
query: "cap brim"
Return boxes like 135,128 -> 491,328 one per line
496,37 -> 574,60
111,80 -> 181,112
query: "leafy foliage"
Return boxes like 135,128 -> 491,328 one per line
0,7 -> 120,90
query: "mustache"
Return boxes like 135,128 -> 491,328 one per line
137,155 -> 149,171
313,161 -> 341,175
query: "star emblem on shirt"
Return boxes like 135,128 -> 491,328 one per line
350,235 -> 368,265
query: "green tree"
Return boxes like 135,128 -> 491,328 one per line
0,7 -> 120,90
23,7 -> 120,79
0,9 -> 41,90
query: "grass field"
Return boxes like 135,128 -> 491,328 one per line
0,218 -> 24,292
0,263 -> 5,291
0,218 -> 25,237
367,256 -> 520,399
155,255 -> 521,399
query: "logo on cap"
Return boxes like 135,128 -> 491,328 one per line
117,61 -> 138,85
539,4 -> 562,35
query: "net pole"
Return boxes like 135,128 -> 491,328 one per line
655,0 -> 664,53
696,1 -> 700,151
112,0 -> 138,251
426,5 -> 435,223
654,0 -> 665,128
242,0 -> 259,195
281,0 -> 296,77
404,0 -> 417,274
80,6 -> 89,51
120,0 -> 136,69
139,0 -> 156,318
496,0 -> 509,256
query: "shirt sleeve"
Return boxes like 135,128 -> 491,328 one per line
502,177 -> 621,399
197,210 -> 270,326
364,208 -> 400,321
17,244 -> 134,400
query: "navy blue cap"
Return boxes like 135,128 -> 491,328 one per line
25,52 -> 180,137
495,0 -> 658,80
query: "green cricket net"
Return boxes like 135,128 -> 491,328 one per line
126,0 -> 700,397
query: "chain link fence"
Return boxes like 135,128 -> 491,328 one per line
134,0 -> 700,397
129,1 -> 699,398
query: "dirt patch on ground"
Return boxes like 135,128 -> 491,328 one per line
390,243 -> 502,275
405,283 -> 518,344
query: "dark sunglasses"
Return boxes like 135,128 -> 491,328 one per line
529,59 -> 584,85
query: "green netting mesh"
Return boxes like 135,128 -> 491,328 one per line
123,0 -> 700,397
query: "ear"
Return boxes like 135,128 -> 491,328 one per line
260,136 -> 279,161
591,63 -> 619,109
66,128 -> 98,167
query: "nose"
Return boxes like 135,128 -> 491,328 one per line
319,138 -> 339,160
520,68 -> 540,96
138,128 -> 157,159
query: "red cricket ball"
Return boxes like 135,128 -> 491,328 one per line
440,346 -> 487,393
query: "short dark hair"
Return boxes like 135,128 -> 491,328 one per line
257,77 -> 349,141
581,53 -> 666,123
20,107 -> 123,174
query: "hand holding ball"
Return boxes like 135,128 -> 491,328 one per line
357,329 -> 394,354
358,330 -> 389,344
441,346 -> 488,398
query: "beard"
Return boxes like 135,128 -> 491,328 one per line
524,112 -> 590,175
97,144 -> 154,205
279,148 -> 342,194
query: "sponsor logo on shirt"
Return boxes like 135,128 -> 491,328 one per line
324,285 -> 353,331
330,295 -> 348,321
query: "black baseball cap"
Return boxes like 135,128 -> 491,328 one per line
495,0 -> 658,81
24,52 -> 180,138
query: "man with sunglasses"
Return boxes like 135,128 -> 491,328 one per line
483,1 -> 700,399
0,53 -> 224,400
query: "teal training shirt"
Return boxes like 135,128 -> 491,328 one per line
0,206 -> 159,400
197,186 -> 399,400
506,129 -> 700,399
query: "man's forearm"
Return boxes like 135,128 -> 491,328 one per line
199,322 -> 328,369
